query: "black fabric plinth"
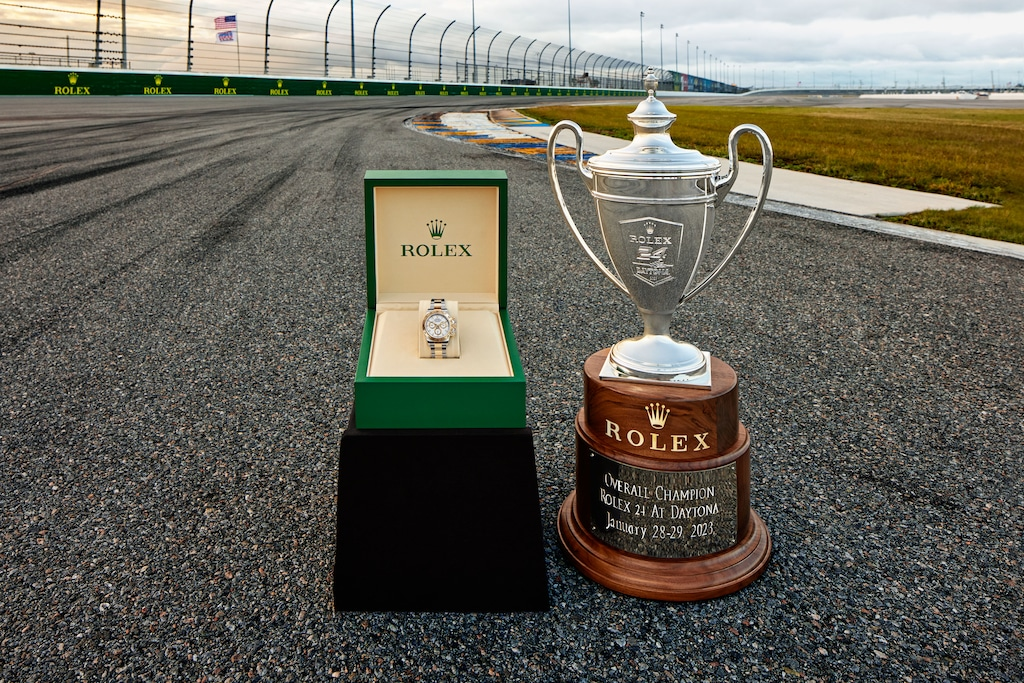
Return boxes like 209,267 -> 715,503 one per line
332,414 -> 549,612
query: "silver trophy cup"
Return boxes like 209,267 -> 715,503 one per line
547,71 -> 773,385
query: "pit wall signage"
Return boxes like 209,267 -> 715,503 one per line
0,67 -> 643,98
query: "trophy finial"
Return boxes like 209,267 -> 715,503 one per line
643,68 -> 658,97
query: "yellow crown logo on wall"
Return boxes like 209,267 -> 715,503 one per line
68,72 -> 79,85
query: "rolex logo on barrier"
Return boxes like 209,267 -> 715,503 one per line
645,402 -> 669,429
56,72 -> 89,95
215,77 -> 236,96
144,75 -> 171,95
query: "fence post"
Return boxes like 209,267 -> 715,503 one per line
521,38 -> 537,85
464,26 -> 480,83
407,13 -> 426,80
325,0 -> 344,77
371,5 -> 391,78
186,0 -> 194,71
536,42 -> 551,85
264,0 -> 275,75
484,31 -> 502,83
438,20 -> 456,81
504,35 -> 521,83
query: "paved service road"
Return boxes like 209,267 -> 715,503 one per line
2,97 -> 1022,681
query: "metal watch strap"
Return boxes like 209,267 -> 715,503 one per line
428,341 -> 448,359
428,298 -> 449,359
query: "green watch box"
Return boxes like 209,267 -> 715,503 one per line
354,170 -> 526,429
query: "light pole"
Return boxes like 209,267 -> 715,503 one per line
567,0 -> 572,67
471,0 -> 477,82
634,11 -> 643,67
659,24 -> 663,70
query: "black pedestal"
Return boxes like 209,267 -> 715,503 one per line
332,414 -> 549,612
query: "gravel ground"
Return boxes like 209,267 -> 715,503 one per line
1,96 -> 1021,682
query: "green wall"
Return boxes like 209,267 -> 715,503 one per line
0,68 -> 642,98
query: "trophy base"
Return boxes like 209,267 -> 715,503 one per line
600,350 -> 712,387
558,493 -> 771,601
560,349 -> 771,601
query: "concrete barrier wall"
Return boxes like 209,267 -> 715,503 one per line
0,67 -> 643,98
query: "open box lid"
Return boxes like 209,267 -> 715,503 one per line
364,170 -> 508,310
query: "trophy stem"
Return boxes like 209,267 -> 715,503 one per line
640,310 -> 673,337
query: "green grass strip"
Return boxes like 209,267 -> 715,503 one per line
525,104 -> 1024,245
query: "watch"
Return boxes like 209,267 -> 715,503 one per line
423,298 -> 456,358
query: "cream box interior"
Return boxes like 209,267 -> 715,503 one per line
366,183 -> 513,378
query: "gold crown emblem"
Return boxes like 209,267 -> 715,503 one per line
68,72 -> 79,85
322,81 -> 327,88
644,402 -> 670,429
222,77 -> 230,87
427,219 -> 446,240
154,75 -> 163,86
277,79 -> 283,88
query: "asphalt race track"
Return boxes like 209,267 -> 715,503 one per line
1,96 -> 1022,681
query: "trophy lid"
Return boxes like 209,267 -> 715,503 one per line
586,70 -> 720,176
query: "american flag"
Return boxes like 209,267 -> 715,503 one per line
214,15 -> 237,30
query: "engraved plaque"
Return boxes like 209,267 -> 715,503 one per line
587,452 -> 738,558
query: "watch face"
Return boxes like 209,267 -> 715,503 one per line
424,312 -> 451,341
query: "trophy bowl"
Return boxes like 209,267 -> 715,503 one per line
547,70 -> 773,385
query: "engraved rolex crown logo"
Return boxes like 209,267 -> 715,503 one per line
645,402 -> 670,429
645,221 -> 657,235
427,219 -> 446,240
68,72 -> 79,85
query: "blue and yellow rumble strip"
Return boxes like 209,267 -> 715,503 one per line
409,110 -> 592,164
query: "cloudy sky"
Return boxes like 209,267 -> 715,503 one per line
269,0 -> 1023,88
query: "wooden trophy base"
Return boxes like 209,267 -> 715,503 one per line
557,349 -> 771,601
558,493 -> 771,601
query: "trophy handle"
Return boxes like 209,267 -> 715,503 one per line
547,120 -> 629,296
683,124 -> 773,303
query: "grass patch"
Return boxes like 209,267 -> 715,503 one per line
524,104 -> 1024,245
